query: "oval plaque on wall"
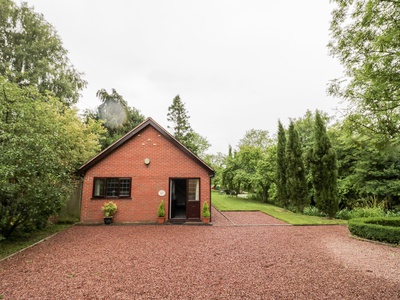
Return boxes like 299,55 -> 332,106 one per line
158,190 -> 166,197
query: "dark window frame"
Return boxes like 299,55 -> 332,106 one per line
92,177 -> 132,199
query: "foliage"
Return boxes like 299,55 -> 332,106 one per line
167,95 -> 210,156
157,200 -> 165,218
0,78 -> 103,237
308,111 -> 339,218
285,121 -> 309,211
191,131 -> 211,159
348,217 -> 400,244
102,201 -> 118,217
331,117 -> 400,208
303,206 -> 327,217
276,120 -> 288,207
0,0 -> 86,105
201,201 -> 210,218
203,152 -> 226,188
335,207 -> 385,220
328,0 -> 400,139
221,148 -> 241,195
238,129 -> 272,151
221,129 -> 276,202
84,88 -> 145,149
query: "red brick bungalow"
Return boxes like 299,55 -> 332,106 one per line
78,117 -> 215,224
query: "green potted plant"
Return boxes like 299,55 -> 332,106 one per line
202,201 -> 211,224
157,200 -> 166,224
102,201 -> 117,225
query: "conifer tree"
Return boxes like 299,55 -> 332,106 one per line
309,111 -> 338,217
286,121 -> 308,211
167,95 -> 206,155
276,120 -> 288,207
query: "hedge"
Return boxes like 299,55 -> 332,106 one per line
348,217 -> 400,244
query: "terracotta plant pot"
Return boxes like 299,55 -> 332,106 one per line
202,217 -> 210,224
157,217 -> 165,224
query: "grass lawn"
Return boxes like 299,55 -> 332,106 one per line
0,224 -> 72,260
212,191 -> 347,226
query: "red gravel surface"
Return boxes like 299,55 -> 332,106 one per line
1,213 -> 399,299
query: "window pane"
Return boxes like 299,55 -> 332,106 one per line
94,179 -> 105,197
119,179 -> 131,197
188,179 -> 199,201
106,178 -> 119,197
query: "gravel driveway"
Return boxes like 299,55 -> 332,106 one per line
1,210 -> 399,299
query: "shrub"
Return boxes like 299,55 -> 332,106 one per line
202,202 -> 210,218
335,208 -> 353,220
385,210 -> 400,217
102,201 -> 117,217
348,217 -> 400,244
303,206 -> 327,217
157,200 -> 165,218
336,207 -> 385,220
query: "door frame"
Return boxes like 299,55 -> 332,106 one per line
169,178 -> 201,221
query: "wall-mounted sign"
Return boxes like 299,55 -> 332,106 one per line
158,190 -> 166,197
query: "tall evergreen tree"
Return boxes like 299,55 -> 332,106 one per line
276,120 -> 288,208
286,121 -> 308,211
167,95 -> 204,155
309,111 -> 338,218
167,95 -> 192,140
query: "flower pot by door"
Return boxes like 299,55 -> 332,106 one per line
104,216 -> 113,225
157,217 -> 165,224
202,217 -> 210,224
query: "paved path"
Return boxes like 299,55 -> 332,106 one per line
212,206 -> 288,226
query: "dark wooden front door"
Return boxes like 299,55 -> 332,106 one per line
186,200 -> 200,219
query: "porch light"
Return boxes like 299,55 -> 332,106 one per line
144,158 -> 151,166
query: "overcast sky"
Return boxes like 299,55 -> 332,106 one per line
24,0 -> 344,154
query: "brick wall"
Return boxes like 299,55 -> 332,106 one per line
80,125 -> 212,223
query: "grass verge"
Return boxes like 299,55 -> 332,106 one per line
212,191 -> 347,225
0,224 -> 72,260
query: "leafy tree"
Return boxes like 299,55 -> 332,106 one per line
221,150 -> 241,195
331,115 -> 400,209
0,0 -> 86,105
97,88 -> 129,135
203,152 -> 226,189
192,131 -> 211,159
285,121 -> 308,211
276,120 -> 288,207
253,145 -> 277,202
0,77 -> 104,237
328,0 -> 400,139
308,111 -> 339,218
238,129 -> 272,151
167,95 -> 209,155
84,88 -> 145,149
